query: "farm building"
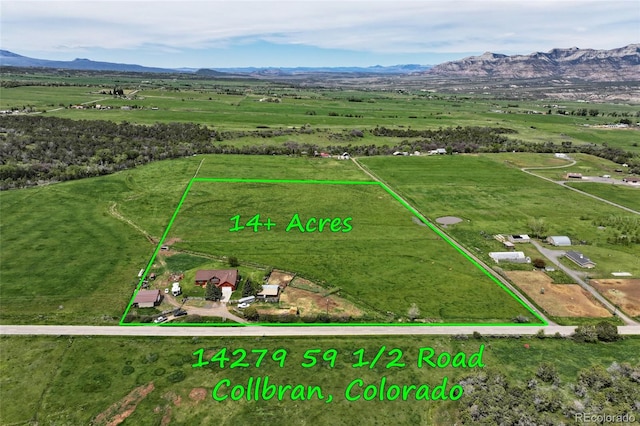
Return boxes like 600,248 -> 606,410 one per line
195,269 -> 239,291
257,284 -> 281,302
547,236 -> 571,246
566,173 -> 583,179
508,234 -> 531,243
503,241 -> 515,250
489,251 -> 531,264
133,289 -> 161,308
565,251 -> 596,268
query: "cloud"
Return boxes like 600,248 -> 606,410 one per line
1,0 -> 637,61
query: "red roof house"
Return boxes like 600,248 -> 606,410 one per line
195,269 -> 239,290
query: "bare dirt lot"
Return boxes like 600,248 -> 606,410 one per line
505,270 -> 611,318
266,270 -> 295,287
590,279 -> 640,317
274,277 -> 364,319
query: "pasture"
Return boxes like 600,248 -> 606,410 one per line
156,178 -> 536,323
2,75 -> 639,154
359,155 -> 640,278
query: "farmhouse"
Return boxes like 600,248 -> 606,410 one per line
489,251 -> 531,264
195,269 -> 239,291
257,284 -> 281,302
565,251 -> 596,268
133,289 -> 161,308
547,236 -> 571,246
508,234 -> 531,243
566,173 -> 583,179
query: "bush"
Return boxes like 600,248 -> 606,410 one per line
121,365 -> 135,376
532,258 -> 546,269
595,321 -> 620,342
228,256 -> 239,267
572,325 -> 598,343
243,306 -> 259,321
536,362 -> 559,384
167,370 -> 186,383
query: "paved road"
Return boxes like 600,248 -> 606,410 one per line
3,324 -> 640,337
530,241 -> 638,325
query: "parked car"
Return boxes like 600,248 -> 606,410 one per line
238,303 -> 250,309
153,316 -> 167,323
164,288 -> 169,294
173,309 -> 187,317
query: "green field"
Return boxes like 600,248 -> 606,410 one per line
136,178 -> 536,323
359,155 -> 640,278
2,79 -> 639,153
1,334 -> 638,425
566,182 -> 640,212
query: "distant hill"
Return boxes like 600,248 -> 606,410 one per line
0,50 -> 181,73
427,44 -> 640,81
0,49 -> 430,75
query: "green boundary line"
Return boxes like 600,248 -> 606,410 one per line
120,178 -> 547,327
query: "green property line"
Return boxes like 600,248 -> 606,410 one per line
121,177 -> 547,327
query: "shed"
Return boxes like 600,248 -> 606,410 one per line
565,251 -> 596,268
257,284 -> 281,302
547,236 -> 571,246
508,234 -> 531,243
489,251 -> 531,264
133,289 -> 161,308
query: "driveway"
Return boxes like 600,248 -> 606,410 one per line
530,240 -> 637,325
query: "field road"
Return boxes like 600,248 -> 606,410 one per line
521,163 -> 640,215
0,324 -> 640,337
3,324 -> 640,337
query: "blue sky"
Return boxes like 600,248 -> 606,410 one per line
1,0 -> 638,68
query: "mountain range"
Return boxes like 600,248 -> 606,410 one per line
1,44 -> 638,80
427,44 -> 639,81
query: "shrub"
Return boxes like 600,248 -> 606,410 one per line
243,306 -> 259,321
532,258 -> 546,269
572,325 -> 598,343
595,321 -> 620,342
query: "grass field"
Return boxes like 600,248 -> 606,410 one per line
566,182 -> 640,212
148,178 -> 536,323
1,334 -> 638,425
359,155 -> 640,278
0,156 -> 370,324
2,81 -> 639,153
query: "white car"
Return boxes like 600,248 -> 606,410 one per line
238,303 -> 250,309
153,316 -> 167,323
164,288 -> 169,294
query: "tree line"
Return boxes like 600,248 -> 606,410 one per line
0,116 -> 637,189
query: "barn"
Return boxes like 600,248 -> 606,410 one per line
133,289 -> 161,308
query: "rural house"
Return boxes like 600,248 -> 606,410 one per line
489,251 -> 531,264
547,236 -> 572,246
195,269 -> 239,291
133,289 -> 161,308
565,251 -> 596,268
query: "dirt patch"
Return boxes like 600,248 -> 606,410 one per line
189,388 -> 207,403
160,407 -> 172,426
591,279 -> 640,317
436,216 -> 463,226
279,282 -> 363,318
505,270 -> 610,318
93,382 -> 155,426
267,270 -> 295,288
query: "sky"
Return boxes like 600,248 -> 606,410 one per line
1,0 -> 638,68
